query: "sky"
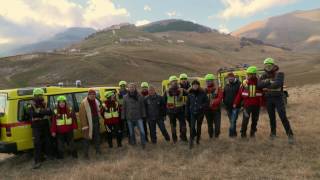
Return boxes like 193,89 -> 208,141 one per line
0,0 -> 320,46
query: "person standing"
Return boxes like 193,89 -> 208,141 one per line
233,66 -> 263,138
101,91 -> 122,148
121,83 -> 147,149
204,74 -> 223,138
144,85 -> 170,144
79,89 -> 102,159
223,72 -> 241,137
140,82 -> 150,142
179,73 -> 191,128
185,80 -> 209,149
29,88 -> 53,169
259,58 -> 294,144
118,80 -> 128,139
51,96 -> 78,159
164,76 -> 188,143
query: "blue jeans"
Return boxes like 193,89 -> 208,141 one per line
226,108 -> 240,136
127,119 -> 146,145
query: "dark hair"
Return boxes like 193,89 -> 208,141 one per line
191,80 -> 200,85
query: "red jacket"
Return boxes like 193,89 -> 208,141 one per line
233,77 -> 262,108
101,100 -> 120,125
205,86 -> 223,110
51,106 -> 77,134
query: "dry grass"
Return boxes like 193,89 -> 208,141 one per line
0,84 -> 320,180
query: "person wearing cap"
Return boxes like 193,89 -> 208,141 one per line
121,83 -> 147,149
117,81 -> 128,139
28,88 -> 53,169
144,85 -> 171,144
101,91 -> 122,148
204,74 -> 223,138
179,73 -> 192,129
223,72 -> 241,137
163,75 -> 188,143
185,80 -> 209,149
79,89 -> 102,158
51,96 -> 78,159
233,66 -> 263,138
258,58 -> 294,144
140,82 -> 150,142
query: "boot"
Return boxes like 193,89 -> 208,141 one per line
72,151 -> 78,159
189,139 -> 193,149
269,134 -> 276,140
32,162 -> 41,169
250,131 -> 255,138
288,135 -> 295,145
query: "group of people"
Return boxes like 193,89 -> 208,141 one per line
28,57 -> 294,169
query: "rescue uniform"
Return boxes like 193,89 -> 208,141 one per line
51,106 -> 78,158
29,99 -> 52,164
259,66 -> 294,137
205,86 -> 223,138
234,77 -> 263,137
164,87 -> 188,143
101,100 -> 122,147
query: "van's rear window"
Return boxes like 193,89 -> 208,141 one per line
0,95 -> 6,114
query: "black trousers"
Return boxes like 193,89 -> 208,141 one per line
142,118 -> 149,141
32,121 -> 51,163
189,113 -> 205,142
168,112 -> 187,142
83,116 -> 101,155
266,96 -> 293,136
240,105 -> 260,136
105,123 -> 122,147
57,131 -> 77,158
148,118 -> 170,143
205,109 -> 221,138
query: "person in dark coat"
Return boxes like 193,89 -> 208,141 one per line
258,58 -> 294,144
185,80 -> 209,149
144,85 -> 170,144
223,72 -> 241,137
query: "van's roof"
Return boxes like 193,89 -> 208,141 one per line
0,86 -> 118,100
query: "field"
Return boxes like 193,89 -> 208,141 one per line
0,84 -> 319,180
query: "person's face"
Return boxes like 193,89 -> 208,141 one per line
206,80 -> 213,87
58,101 -> 66,108
88,93 -> 96,100
247,74 -> 256,79
120,85 -> 126,91
170,80 -> 178,87
128,84 -> 136,93
228,76 -> 235,83
142,87 -> 148,91
34,95 -> 43,100
265,64 -> 274,72
180,79 -> 187,84
192,84 -> 199,90
110,95 -> 116,101
149,88 -> 156,95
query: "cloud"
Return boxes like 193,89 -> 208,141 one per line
218,24 -> 230,34
135,20 -> 151,26
0,0 -> 129,45
218,0 -> 296,20
166,11 -> 177,18
0,37 -> 13,45
144,5 -> 151,12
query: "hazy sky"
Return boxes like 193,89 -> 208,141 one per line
0,0 -> 319,46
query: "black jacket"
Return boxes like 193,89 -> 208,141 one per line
258,65 -> 284,97
185,89 -> 209,116
223,79 -> 241,108
144,94 -> 166,120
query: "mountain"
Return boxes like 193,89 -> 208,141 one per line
232,8 -> 320,52
0,20 -> 319,89
141,19 -> 213,33
8,27 -> 96,55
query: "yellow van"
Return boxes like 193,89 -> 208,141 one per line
0,86 -> 119,154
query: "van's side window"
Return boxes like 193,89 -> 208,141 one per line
18,100 -> 33,122
74,92 -> 88,112
48,94 -> 74,111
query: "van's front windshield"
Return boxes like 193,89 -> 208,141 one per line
0,95 -> 7,114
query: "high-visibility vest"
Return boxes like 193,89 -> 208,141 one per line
103,103 -> 119,119
242,84 -> 262,97
166,89 -> 184,109
54,109 -> 73,126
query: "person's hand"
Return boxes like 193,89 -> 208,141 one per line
82,129 -> 89,137
51,132 -> 56,137
233,104 -> 237,108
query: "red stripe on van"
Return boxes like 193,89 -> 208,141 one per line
0,121 -> 31,128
